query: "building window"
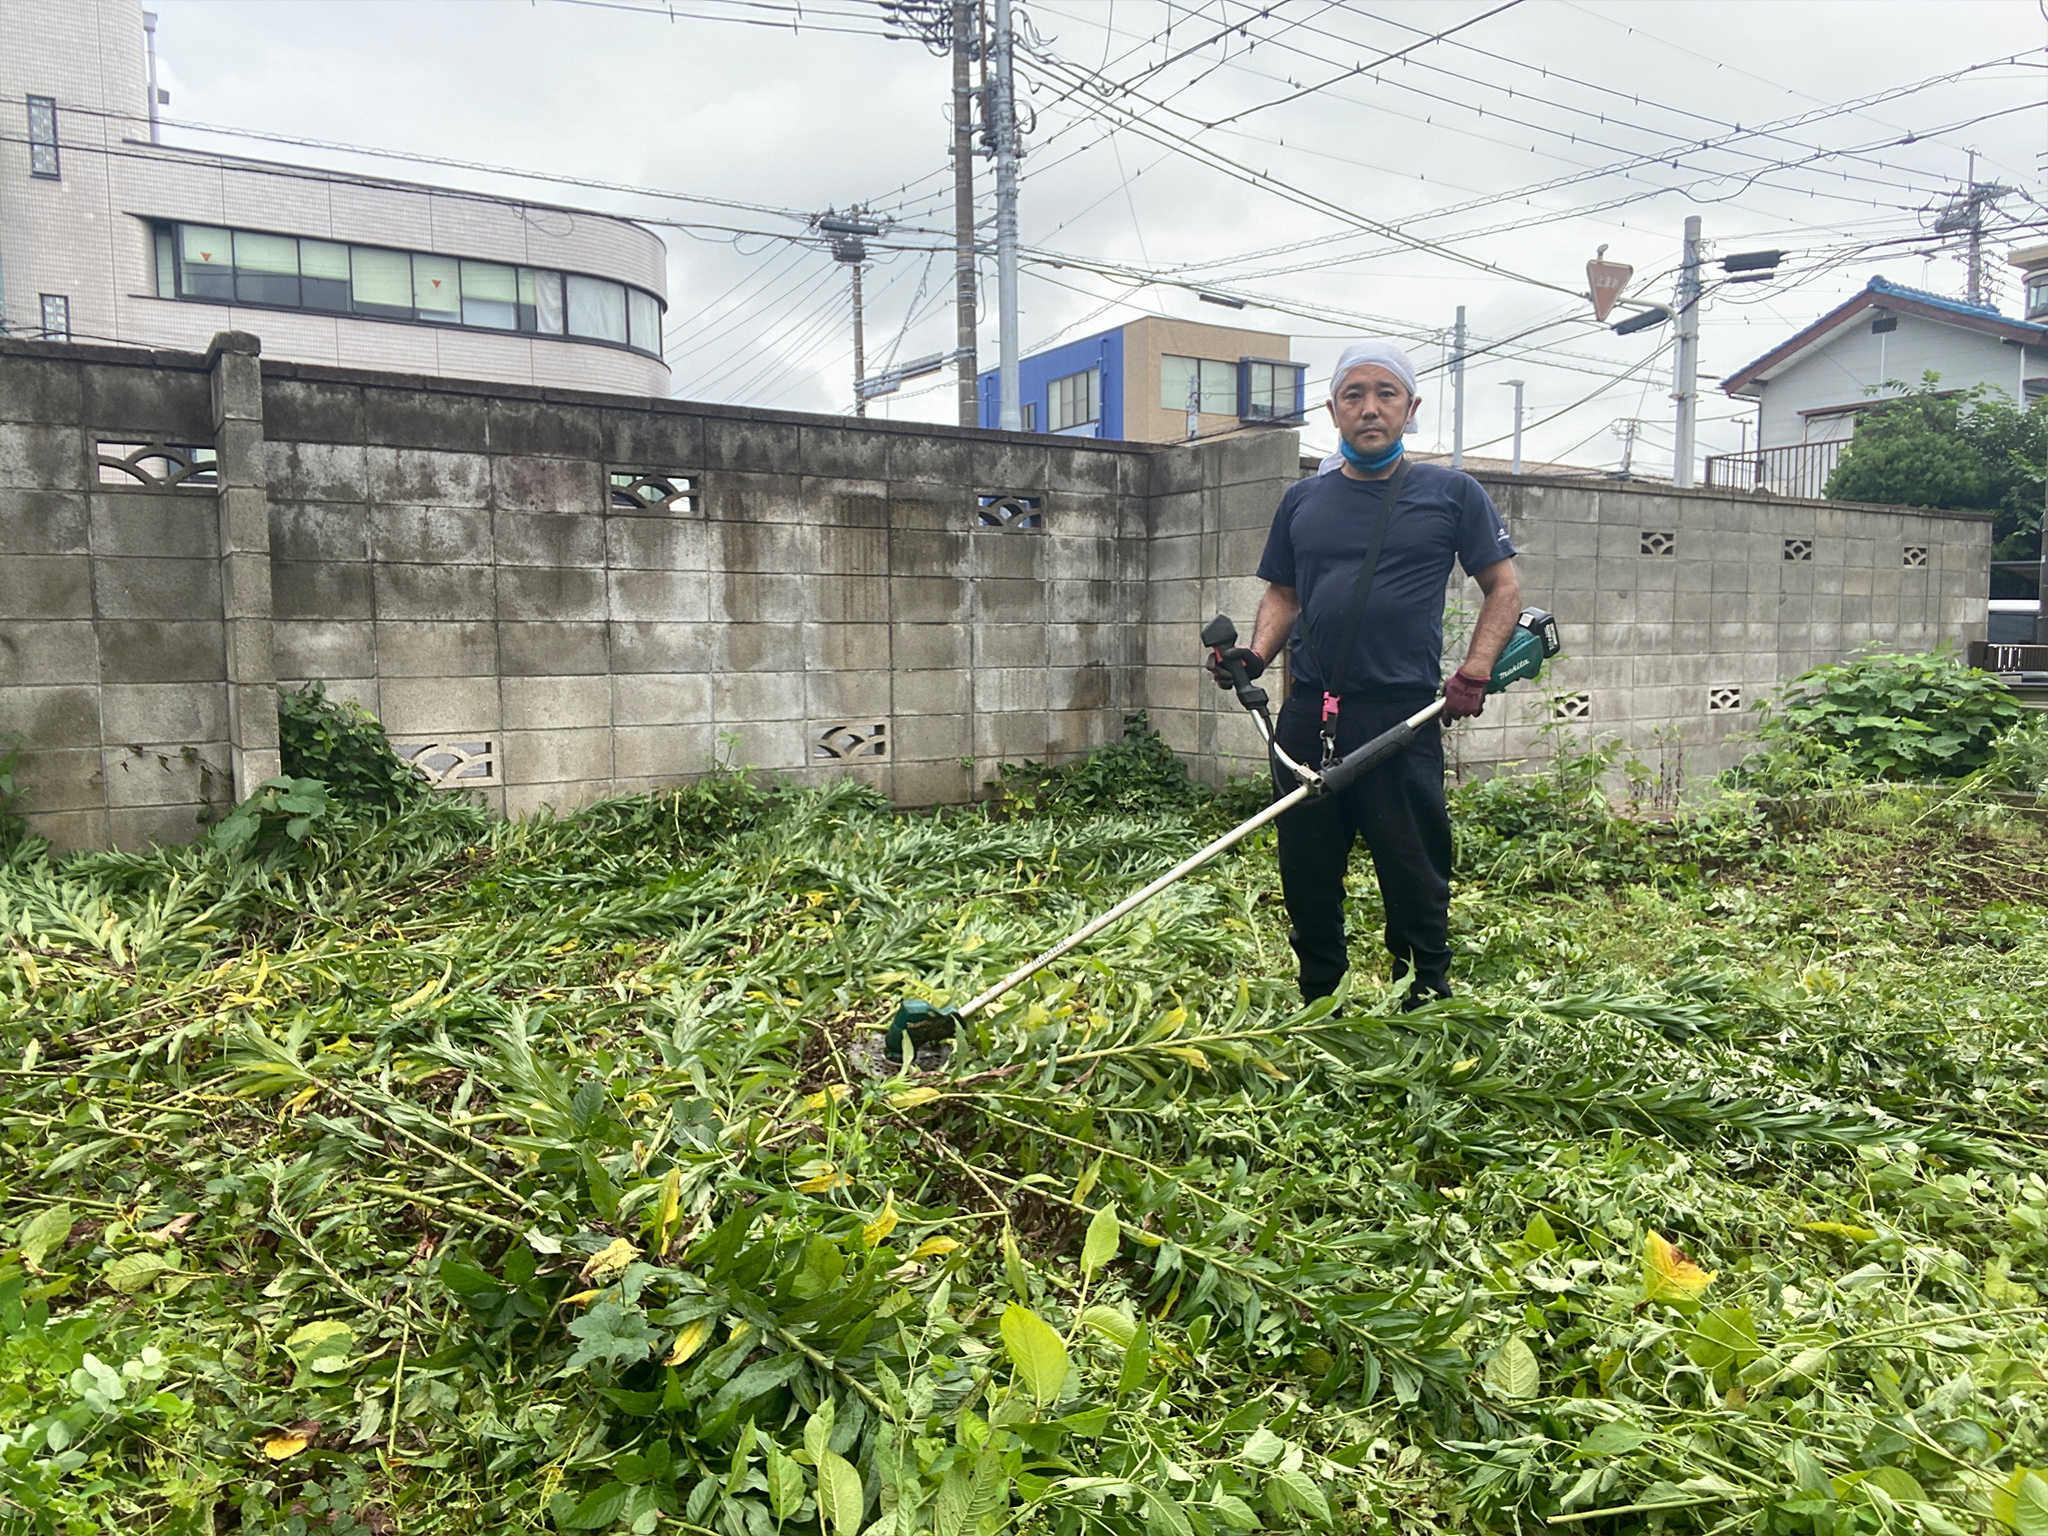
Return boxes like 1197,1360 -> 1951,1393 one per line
2026,273 -> 2048,323
39,295 -> 69,341
1160,355 -> 1236,413
1242,359 -> 1304,420
1048,368 -> 1100,432
149,220 -> 664,357
1021,402 -> 1037,432
27,96 -> 59,179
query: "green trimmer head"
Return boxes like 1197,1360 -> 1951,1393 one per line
885,999 -> 959,1062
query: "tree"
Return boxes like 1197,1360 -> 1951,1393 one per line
1824,373 -> 2047,598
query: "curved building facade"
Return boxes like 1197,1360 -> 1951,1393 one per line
1,0 -> 671,396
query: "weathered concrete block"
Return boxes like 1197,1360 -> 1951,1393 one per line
494,456 -> 602,514
811,574 -> 890,624
489,399 -> 604,460
1046,446 -> 1124,496
264,378 -> 366,443
974,667 -> 1048,714
606,515 -> 709,571
889,623 -> 965,671
264,440 -> 367,503
719,519 -> 819,575
0,684 -> 100,750
975,711 -> 1049,761
366,447 -> 491,508
3,491 -> 89,555
371,505 -> 493,565
799,425 -> 889,482
713,720 -> 809,772
0,620 -> 95,685
1049,663 -> 1114,712
716,571 -> 806,624
701,416 -> 800,474
500,621 -> 609,677
803,670 -> 891,721
0,425 -> 86,492
374,620 -> 496,677
499,726 -> 612,785
497,674 -> 608,730
713,670 -> 804,722
273,620 -> 375,680
272,502 -> 369,563
890,528 -> 969,575
601,406 -> 704,468
374,562 -> 496,621
608,569 -> 710,624
608,622 -> 691,673
90,558 -> 220,622
14,744 -> 105,811
1048,579 -> 1117,622
612,673 -> 711,726
106,803 -> 213,852
892,711 -> 969,762
715,623 -> 803,674
498,566 -> 605,621
715,470 -> 805,525
974,623 -> 1045,668
221,552 -> 274,623
614,723 -> 716,780
215,420 -> 269,492
968,531 -> 1042,581
376,675 -> 502,736
0,555 -> 90,619
94,621 -> 223,684
103,738 -> 228,808
272,560 -> 372,620
0,353 -> 83,425
891,758 -> 974,806
84,363 -> 211,439
362,387 -> 490,452
816,524 -> 891,576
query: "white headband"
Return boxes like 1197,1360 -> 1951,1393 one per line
1328,339 -> 1419,401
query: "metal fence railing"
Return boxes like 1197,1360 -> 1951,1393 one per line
1702,440 -> 1846,500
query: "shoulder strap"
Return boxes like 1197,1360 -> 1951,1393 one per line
1317,454 -> 1411,699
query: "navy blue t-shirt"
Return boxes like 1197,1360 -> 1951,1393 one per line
1256,461 -> 1516,697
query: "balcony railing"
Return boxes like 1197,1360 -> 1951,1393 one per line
1702,440 -> 1846,500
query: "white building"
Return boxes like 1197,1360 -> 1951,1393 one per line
2,0 -> 671,395
1717,275 -> 2048,495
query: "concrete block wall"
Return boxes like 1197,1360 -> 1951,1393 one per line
0,331 -> 1994,852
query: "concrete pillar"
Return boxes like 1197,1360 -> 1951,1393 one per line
207,331 -> 280,799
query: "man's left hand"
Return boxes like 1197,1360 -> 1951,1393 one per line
1442,668 -> 1489,720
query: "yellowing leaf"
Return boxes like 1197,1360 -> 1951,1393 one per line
803,1084 -> 854,1111
890,1086 -> 942,1109
1450,1057 -> 1480,1075
263,1433 -> 309,1461
1161,1046 -> 1209,1071
863,1193 -> 900,1249
283,1084 -> 320,1114
392,960 -> 451,1015
910,1236 -> 960,1261
794,1161 -> 850,1193
666,1315 -> 716,1366
1643,1230 -> 1716,1302
655,1166 -> 682,1252
562,1288 -> 603,1306
578,1236 -> 641,1283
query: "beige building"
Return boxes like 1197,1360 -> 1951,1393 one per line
977,313 -> 1301,445
2,0 -> 671,395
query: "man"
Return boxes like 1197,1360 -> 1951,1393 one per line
1209,339 -> 1522,1008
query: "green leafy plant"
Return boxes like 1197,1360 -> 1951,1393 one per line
209,774 -> 333,861
993,713 -> 1212,817
1741,647 -> 2025,783
278,683 -> 425,815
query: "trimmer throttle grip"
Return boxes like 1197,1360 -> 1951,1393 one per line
1201,614 -> 1270,711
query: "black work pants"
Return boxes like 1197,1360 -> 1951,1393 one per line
1270,690 -> 1453,1003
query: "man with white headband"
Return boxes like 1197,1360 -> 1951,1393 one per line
1207,338 -> 1522,1009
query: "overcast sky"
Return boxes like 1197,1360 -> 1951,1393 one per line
151,0 -> 2046,472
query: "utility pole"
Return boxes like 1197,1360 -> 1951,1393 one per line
991,0 -> 1022,431
142,11 -> 165,143
1451,305 -> 1466,470
1933,151 -> 2018,307
1185,369 -> 1200,443
1672,214 -> 1701,490
1501,379 -> 1524,475
951,0 -> 979,427
1614,418 -> 1640,479
821,213 -> 879,415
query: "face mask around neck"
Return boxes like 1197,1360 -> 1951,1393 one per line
1338,436 -> 1403,473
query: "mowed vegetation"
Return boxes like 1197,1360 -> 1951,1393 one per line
4,658 -> 2048,1535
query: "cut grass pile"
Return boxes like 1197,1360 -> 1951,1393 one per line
4,728 -> 2048,1535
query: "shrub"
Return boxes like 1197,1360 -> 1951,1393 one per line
994,714 -> 1212,817
278,684 -> 424,814
1739,648 -> 2024,784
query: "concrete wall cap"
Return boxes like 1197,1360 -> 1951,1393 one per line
206,332 -> 264,363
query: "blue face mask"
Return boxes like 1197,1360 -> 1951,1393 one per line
1338,436 -> 1404,473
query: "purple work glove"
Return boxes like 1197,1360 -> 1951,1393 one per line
1441,667 -> 1489,721
1207,646 -> 1266,690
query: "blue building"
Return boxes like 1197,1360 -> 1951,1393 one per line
978,315 -> 1305,443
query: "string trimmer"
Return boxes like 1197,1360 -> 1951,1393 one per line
884,607 -> 1562,1060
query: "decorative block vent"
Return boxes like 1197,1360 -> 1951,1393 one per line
1902,545 -> 1928,568
608,469 -> 696,513
1639,530 -> 1674,557
1550,692 -> 1592,722
96,440 -> 218,490
976,493 -> 1044,529
812,721 -> 889,761
1783,538 -> 1812,562
393,740 -> 499,788
1708,684 -> 1744,712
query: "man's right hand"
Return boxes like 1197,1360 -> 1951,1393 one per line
1207,646 -> 1265,690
